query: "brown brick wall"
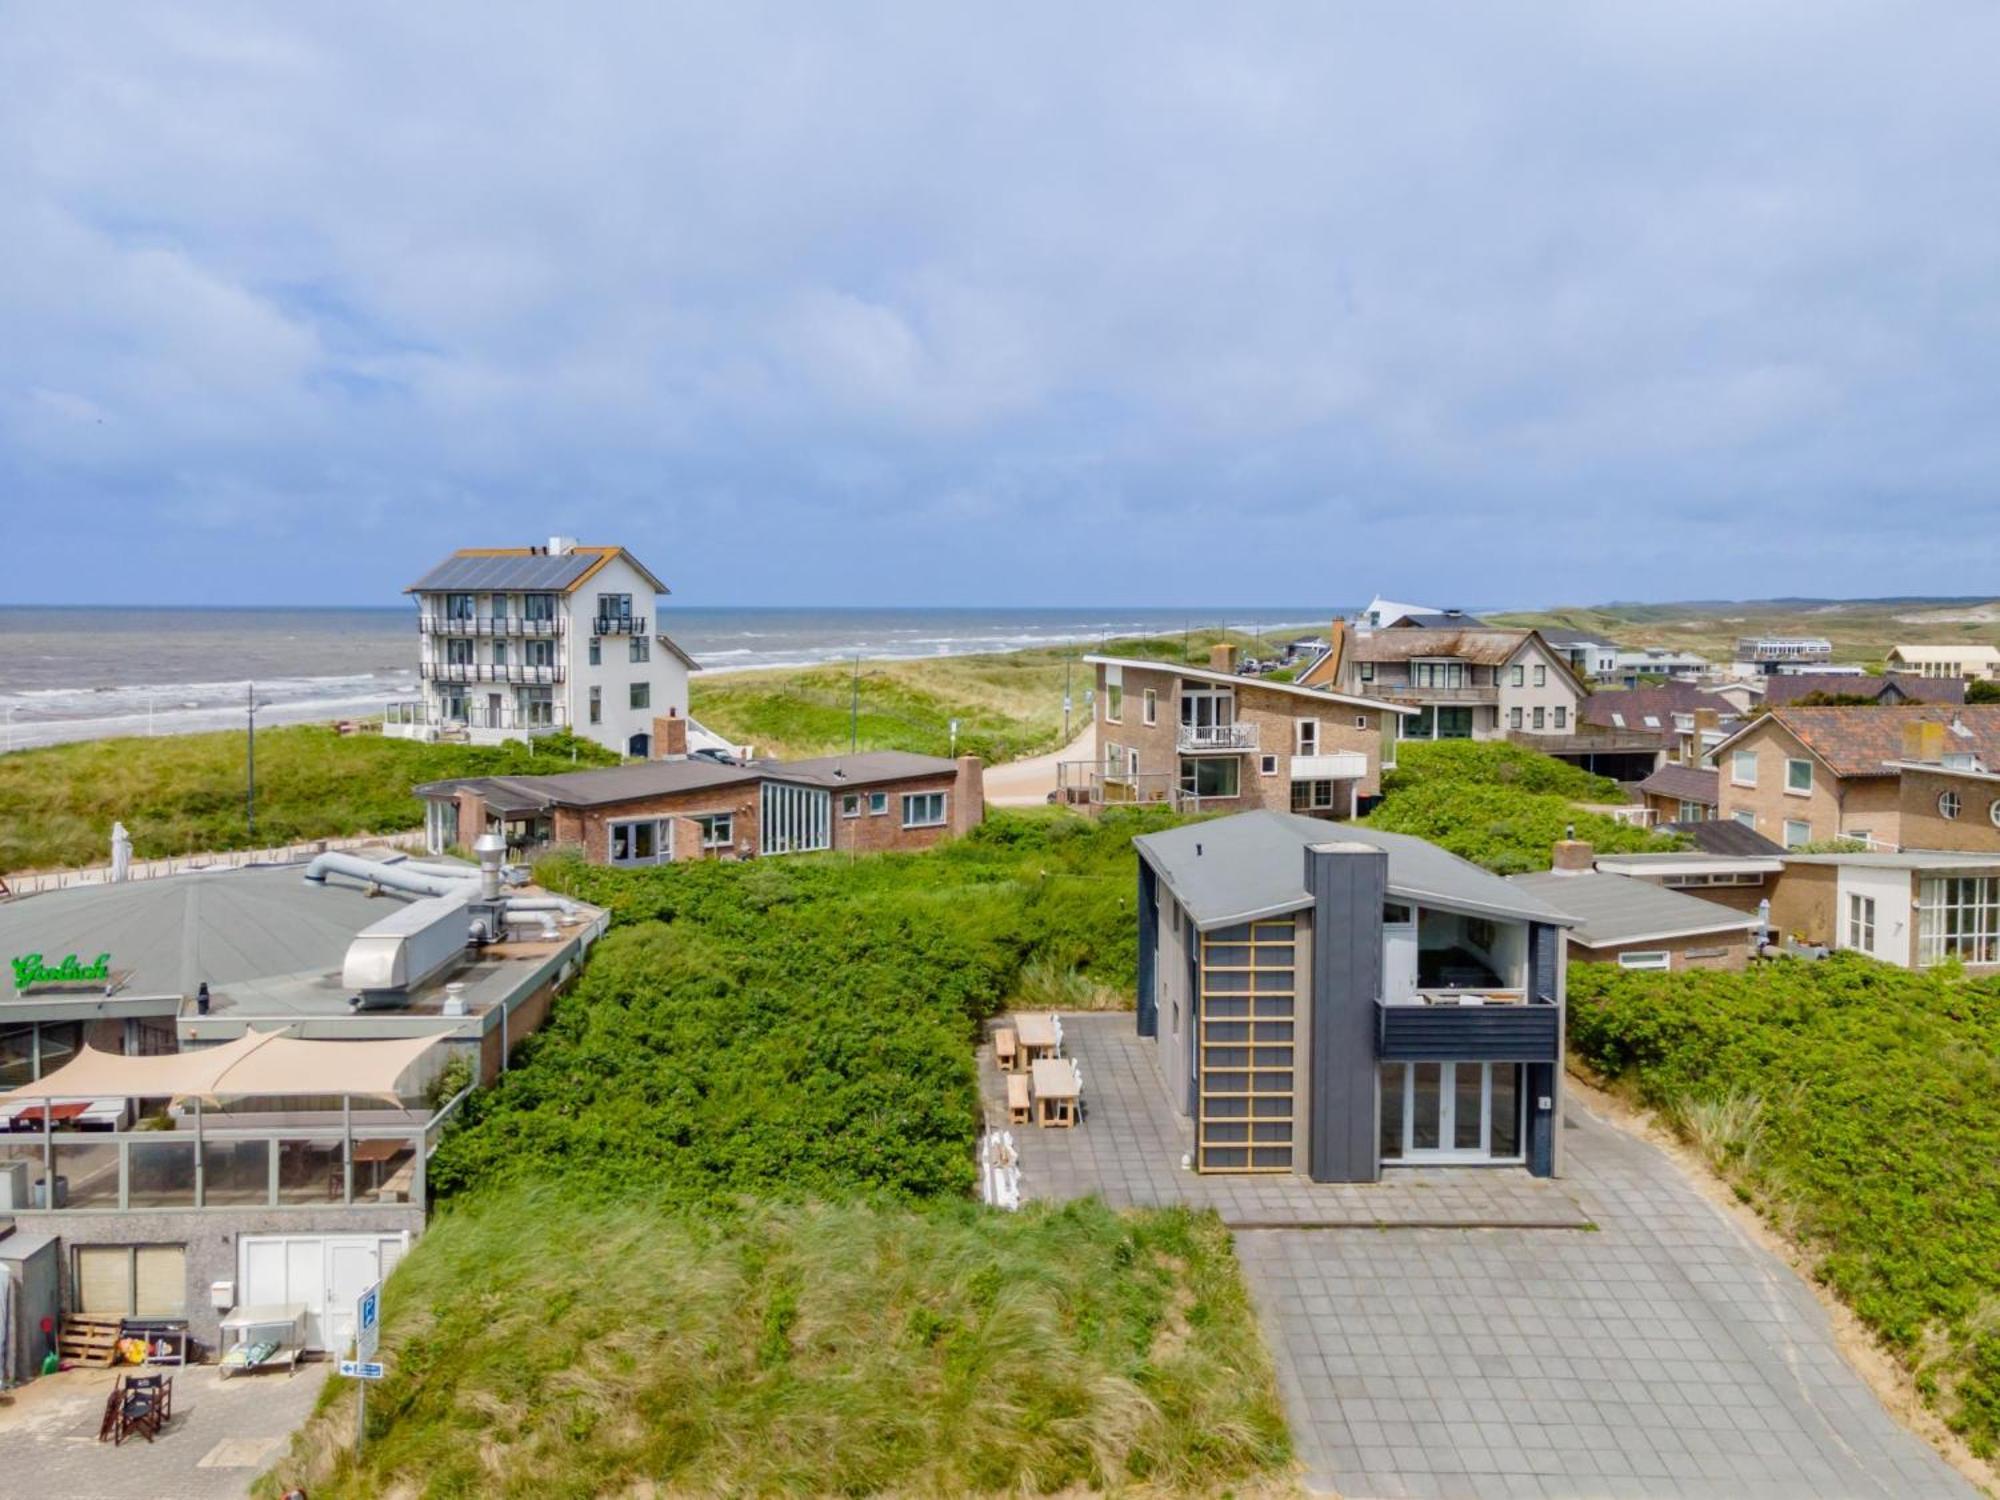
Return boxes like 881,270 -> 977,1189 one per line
1768,863 -> 1839,947
566,783 -> 760,863
1667,879 -> 1771,915
1716,721 -> 1843,844
829,772 -> 963,854
1572,931 -> 1751,972
1894,768 -> 2000,853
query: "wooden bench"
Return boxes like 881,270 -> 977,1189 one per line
993,1027 -> 1020,1073
1005,1072 -> 1031,1126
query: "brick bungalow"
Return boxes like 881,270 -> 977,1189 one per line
417,750 -> 983,865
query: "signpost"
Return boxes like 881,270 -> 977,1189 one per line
353,1282 -> 382,1459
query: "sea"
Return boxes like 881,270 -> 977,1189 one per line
0,606 -> 1335,751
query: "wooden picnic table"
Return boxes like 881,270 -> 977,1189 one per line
1031,1058 -> 1079,1128
1013,1014 -> 1059,1061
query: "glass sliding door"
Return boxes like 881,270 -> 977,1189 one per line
1379,1062 -> 1525,1165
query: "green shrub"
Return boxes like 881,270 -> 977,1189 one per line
1381,739 -> 1625,800
1568,956 -> 2000,1454
1362,780 -> 1684,873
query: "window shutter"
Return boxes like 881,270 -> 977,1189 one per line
76,1246 -> 131,1316
134,1246 -> 187,1317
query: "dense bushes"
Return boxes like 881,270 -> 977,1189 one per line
1364,780 -> 1683,872
1568,955 -> 2000,1454
1381,738 -> 1625,800
0,726 -> 617,871
431,809 -> 1173,1204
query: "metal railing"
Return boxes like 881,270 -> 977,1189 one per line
386,699 -> 569,732
1380,683 -> 1499,704
1056,762 -> 1233,814
419,615 -> 565,637
4,831 -> 425,896
592,615 -> 647,636
1176,722 -> 1259,752
421,662 -> 566,685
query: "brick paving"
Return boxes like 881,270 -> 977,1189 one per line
988,1012 -> 1978,1500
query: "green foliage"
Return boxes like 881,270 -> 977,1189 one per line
258,1192 -> 1289,1499
1567,956 -> 2000,1454
1381,739 -> 1625,801
1363,780 -> 1683,873
430,809 -> 1176,1205
0,726 -> 617,872
1969,680 -> 2000,705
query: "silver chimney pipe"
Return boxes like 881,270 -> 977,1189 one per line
474,832 -> 507,901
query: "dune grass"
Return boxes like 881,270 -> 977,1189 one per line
257,1192 -> 1290,1499
0,725 -> 618,873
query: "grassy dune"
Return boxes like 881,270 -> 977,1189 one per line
256,1193 -> 1289,1499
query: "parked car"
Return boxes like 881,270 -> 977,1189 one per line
690,746 -> 740,766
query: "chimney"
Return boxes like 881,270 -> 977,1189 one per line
1210,641 -> 1240,674
653,715 -> 689,759
1693,708 -> 1719,733
1550,839 -> 1595,876
953,754 -> 985,835
547,535 -> 577,556
1902,719 -> 1946,765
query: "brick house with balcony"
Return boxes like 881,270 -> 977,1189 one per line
1710,706 -> 2000,851
1081,647 -> 1411,818
1303,625 -> 1587,745
418,751 -> 983,865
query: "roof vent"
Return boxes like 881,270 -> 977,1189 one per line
1195,842 -> 1203,857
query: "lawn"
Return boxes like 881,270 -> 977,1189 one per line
1567,955 -> 2000,1455
261,808 -> 1294,1496
0,726 -> 618,873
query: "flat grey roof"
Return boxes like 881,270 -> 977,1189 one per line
1781,851 -> 2000,870
0,857 -> 602,1038
1135,811 -> 1577,931
1509,871 -> 1760,948
1592,851 -> 1784,875
756,751 -> 958,788
418,760 -> 758,811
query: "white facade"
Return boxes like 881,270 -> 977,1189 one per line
386,541 -> 693,757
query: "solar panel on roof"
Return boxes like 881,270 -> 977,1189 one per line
406,552 -> 600,592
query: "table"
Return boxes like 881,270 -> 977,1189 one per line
1013,1014 -> 1059,1062
1031,1058 -> 1079,1128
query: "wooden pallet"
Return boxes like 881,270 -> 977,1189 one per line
60,1314 -> 123,1368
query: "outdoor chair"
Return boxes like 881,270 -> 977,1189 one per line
105,1372 -> 173,1444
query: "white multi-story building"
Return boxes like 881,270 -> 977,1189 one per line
384,537 -> 698,758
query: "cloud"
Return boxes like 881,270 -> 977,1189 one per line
2,2 -> 1998,605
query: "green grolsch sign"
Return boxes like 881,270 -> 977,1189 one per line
10,952 -> 113,990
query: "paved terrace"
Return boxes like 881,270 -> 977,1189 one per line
980,1014 -> 1593,1230
986,1013 -> 1977,1500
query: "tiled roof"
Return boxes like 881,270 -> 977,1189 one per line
1763,673 -> 1965,707
1580,684 -> 1711,743
1742,705 -> 2000,779
1638,764 -> 1719,805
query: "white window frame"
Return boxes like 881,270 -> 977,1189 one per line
1617,951 -> 1671,972
1731,751 -> 1758,788
1103,665 -> 1123,723
1510,664 -> 1524,687
696,813 -> 734,849
841,793 -> 861,818
1142,688 -> 1157,726
1939,789 -> 1962,820
1847,893 -> 1876,951
902,791 -> 948,829
1785,758 -> 1814,796
608,817 -> 667,867
1259,753 -> 1278,776
1733,810 -> 1757,830
1532,707 -> 1546,730
1554,706 -> 1567,729
868,791 -> 889,816
1783,818 -> 1812,849
630,681 -> 651,711
1509,707 -> 1523,730
1295,719 -> 1319,756
1989,798 -> 2000,829
1917,876 -> 2000,966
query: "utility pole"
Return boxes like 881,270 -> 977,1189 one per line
849,657 -> 860,753
1063,654 -> 1074,742
245,683 -> 257,837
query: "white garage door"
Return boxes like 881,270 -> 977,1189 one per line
238,1233 -> 410,1350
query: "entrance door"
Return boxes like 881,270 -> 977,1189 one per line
1381,904 -> 1418,1003
1385,1062 -> 1523,1164
485,692 -> 503,727
627,732 -> 650,758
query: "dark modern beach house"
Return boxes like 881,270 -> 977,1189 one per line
1132,812 -> 1574,1181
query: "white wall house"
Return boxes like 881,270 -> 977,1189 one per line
385,537 -> 697,758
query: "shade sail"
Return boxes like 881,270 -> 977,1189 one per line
0,1029 -> 443,1105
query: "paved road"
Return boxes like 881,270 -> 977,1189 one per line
1237,1104 -> 1979,1500
984,721 -> 1094,806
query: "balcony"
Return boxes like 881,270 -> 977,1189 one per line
1291,750 -> 1369,780
592,614 -> 648,636
420,614 -> 565,637
1376,682 -> 1499,706
1177,722 -> 1260,753
421,661 -> 566,686
1376,994 -> 1559,1063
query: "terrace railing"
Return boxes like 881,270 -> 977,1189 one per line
419,615 -> 566,638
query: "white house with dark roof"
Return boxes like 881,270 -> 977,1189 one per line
385,537 -> 700,758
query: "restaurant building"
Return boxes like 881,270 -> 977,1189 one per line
1132,812 -> 1574,1181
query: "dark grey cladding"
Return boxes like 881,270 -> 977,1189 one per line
1305,841 -> 1387,1184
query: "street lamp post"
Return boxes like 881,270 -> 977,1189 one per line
246,683 -> 258,837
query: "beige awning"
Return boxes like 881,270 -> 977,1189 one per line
0,1029 -> 443,1106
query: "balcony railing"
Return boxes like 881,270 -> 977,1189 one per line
1376,994 -> 1559,1063
421,661 -> 566,686
1176,722 -> 1260,752
420,615 -> 565,637
593,614 -> 647,636
386,699 -> 570,731
1378,683 -> 1499,705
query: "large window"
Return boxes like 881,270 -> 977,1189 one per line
1179,757 -> 1241,799
1732,751 -> 1758,787
1197,921 -> 1296,1172
1847,894 -> 1876,951
1290,779 -> 1337,813
1410,660 -> 1466,689
630,682 -> 651,710
1103,665 -> 1123,722
902,791 -> 948,828
1379,1062 -> 1522,1163
609,819 -> 666,866
695,812 -> 733,849
75,1245 -> 185,1319
1918,876 -> 2000,966
1783,819 -> 1812,848
445,592 -> 476,621
1785,758 -> 1814,794
630,636 -> 650,663
762,782 -> 832,854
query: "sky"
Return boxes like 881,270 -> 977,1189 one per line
3,4 -> 1998,609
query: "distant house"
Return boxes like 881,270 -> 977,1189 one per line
1134,811 -> 1574,1179
1595,842 -> 1785,916
1579,684 -> 1728,767
1353,596 -> 1444,632
1710,706 -> 2000,851
1386,609 -> 1487,630
1733,635 -> 1834,675
1512,847 -> 1759,972
1311,626 -> 1587,744
1763,672 -> 1965,707
1771,849 -> 2000,970
1884,644 -> 2000,682
1537,628 -> 1621,681
1611,646 -> 1711,684
1636,763 -> 1718,825
1082,646 -> 1410,818
418,751 -> 984,864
